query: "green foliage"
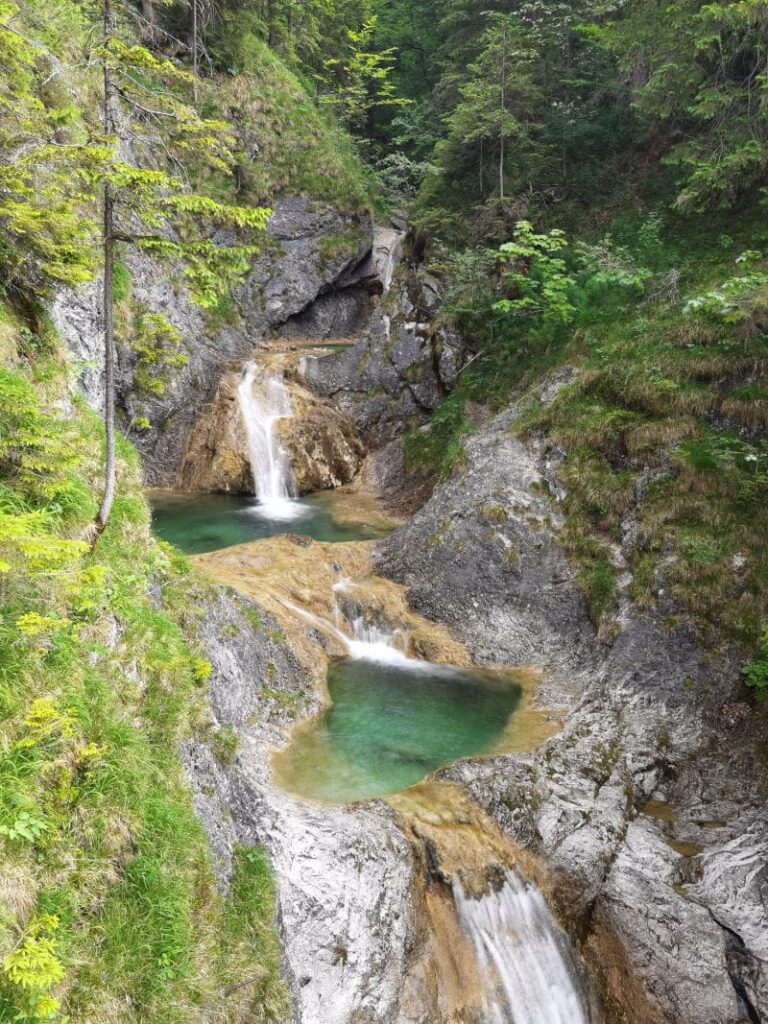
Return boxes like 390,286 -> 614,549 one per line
219,847 -> 290,1021
493,222 -> 576,327
404,395 -> 472,479
112,261 -> 132,303
2,915 -> 64,1021
210,725 -> 239,766
743,628 -> 768,698
320,16 -> 406,133
684,250 -> 768,332
609,0 -> 768,210
130,313 -> 188,398
0,2 -> 98,293
0,327 -> 288,1021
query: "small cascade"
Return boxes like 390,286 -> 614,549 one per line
454,871 -> 589,1024
237,361 -> 306,521
281,574 -> 453,670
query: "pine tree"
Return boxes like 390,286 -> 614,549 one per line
447,13 -> 540,200
0,2 -> 99,294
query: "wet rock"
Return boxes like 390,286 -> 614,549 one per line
278,381 -> 365,493
176,364 -> 365,495
181,586 -> 425,1024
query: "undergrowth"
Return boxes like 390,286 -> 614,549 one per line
0,306 -> 288,1022
408,211 -> 768,684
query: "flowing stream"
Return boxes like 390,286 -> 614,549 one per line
237,361 -> 306,521
454,871 -> 589,1024
275,598 -> 591,1022
155,353 -> 592,1020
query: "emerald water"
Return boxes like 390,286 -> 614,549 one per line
273,656 -> 522,803
149,491 -> 391,554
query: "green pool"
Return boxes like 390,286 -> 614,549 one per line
272,655 -> 523,803
149,491 -> 391,554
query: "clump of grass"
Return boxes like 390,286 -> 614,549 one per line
0,306 -> 288,1021
404,394 -> 472,480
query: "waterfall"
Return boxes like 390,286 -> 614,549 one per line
281,592 -> 433,669
454,871 -> 589,1024
237,362 -> 305,521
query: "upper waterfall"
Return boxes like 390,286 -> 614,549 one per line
237,361 -> 306,522
454,871 -> 589,1024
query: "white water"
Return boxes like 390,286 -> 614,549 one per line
280,594 -> 440,670
237,361 -> 307,522
454,871 -> 589,1024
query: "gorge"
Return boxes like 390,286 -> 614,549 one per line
2,2 -> 768,1022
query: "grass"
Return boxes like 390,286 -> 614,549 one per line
0,305 -> 288,1022
409,213 -> 768,665
200,37 -> 379,214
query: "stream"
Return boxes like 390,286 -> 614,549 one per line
155,347 -> 593,1023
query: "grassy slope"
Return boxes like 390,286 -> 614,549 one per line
409,208 -> 768,691
0,8 -> 381,1018
0,309 -> 288,1022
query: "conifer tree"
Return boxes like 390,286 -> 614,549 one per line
447,13 -> 539,200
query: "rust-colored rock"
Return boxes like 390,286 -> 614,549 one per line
176,370 -> 252,493
176,356 -> 365,495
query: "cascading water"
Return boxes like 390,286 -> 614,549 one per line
281,594 -> 417,667
237,361 -> 306,521
454,871 -> 589,1024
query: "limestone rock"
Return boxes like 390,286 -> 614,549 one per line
373,407 -> 768,1024
302,265 -> 473,447
50,196 -> 374,486
176,371 -> 251,493
278,380 -> 365,493
176,364 -> 365,495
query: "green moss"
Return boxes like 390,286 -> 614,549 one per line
210,725 -> 239,767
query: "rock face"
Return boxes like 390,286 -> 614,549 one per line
373,408 -> 768,1024
278,378 -> 366,494
181,590 -> 416,1024
50,197 -> 374,485
302,263 -> 472,447
176,361 -> 365,494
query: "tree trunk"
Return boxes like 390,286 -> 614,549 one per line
191,0 -> 198,101
97,0 -> 117,534
499,29 -> 506,200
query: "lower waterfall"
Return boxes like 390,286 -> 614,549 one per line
237,361 -> 305,521
453,871 -> 589,1024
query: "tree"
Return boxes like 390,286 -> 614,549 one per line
0,2 -> 99,294
319,16 -> 406,134
92,0 -> 271,533
447,13 -> 540,199
609,0 -> 768,209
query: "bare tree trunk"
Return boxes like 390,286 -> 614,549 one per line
499,26 -> 506,200
191,0 -> 198,101
97,0 -> 117,534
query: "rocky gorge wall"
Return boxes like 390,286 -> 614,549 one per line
50,198 -> 391,487
50,183 -> 768,1024
373,403 -> 768,1024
